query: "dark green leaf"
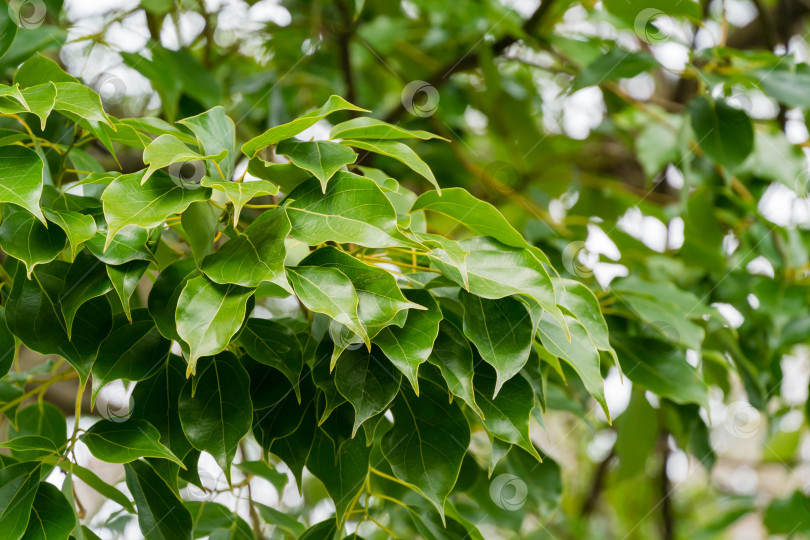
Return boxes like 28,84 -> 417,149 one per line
382,380 -> 469,518
178,352 -> 252,483
81,419 -> 184,466
124,459 -> 192,540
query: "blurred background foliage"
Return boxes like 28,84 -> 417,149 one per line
4,0 -> 810,538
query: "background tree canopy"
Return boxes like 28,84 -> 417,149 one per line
1,0 -> 810,538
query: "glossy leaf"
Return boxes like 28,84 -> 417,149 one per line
374,288 -> 442,393
124,460 -> 193,540
276,139 -> 357,192
474,364 -> 541,462
142,134 -> 228,183
333,345 -> 401,436
20,482 -> 75,540
175,276 -> 254,375
382,381 -> 470,518
330,117 -> 446,141
460,291 -> 533,397
285,173 -> 413,248
177,353 -> 253,483
201,208 -> 290,289
101,169 -> 212,247
236,318 -> 303,399
0,209 -> 67,276
241,95 -> 367,158
342,139 -> 440,192
81,419 -> 185,466
91,310 -> 171,404
200,177 -> 278,226
0,144 -> 46,224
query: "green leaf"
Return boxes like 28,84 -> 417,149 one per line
536,314 -> 608,419
0,435 -> 59,455
178,353 -> 252,484
53,82 -> 111,126
688,96 -> 753,170
411,188 -> 550,265
286,265 -> 365,344
234,461 -> 288,494
178,106 -> 237,181
602,0 -> 701,21
180,201 -> 218,265
555,278 -> 616,361
382,380 -> 469,519
148,258 -> 198,342
8,402 -> 66,462
86,212 -> 158,266
614,337 -> 709,408
427,321 -> 484,418
306,425 -> 371,525
573,49 -> 658,90
431,237 -> 560,324
255,502 -> 306,537
0,10 -> 17,59
20,482 -> 75,540
0,146 -> 46,223
0,461 -> 41,540
241,95 -> 368,158
59,250 -> 112,339
459,292 -> 533,397
130,354 -> 193,461
64,463 -> 135,513
201,208 -> 290,289
0,308 -> 15,379
342,139 -> 440,192
374,288 -> 442,393
0,83 -> 57,130
299,247 -> 422,345
474,364 -> 541,462
330,117 -> 446,141
124,459 -> 193,540
334,345 -> 401,436
5,261 -> 112,381
91,310 -> 171,405
285,173 -> 413,248
757,63 -> 810,109
236,318 -> 303,400
0,208 -> 67,276
200,178 -> 278,226
101,169 -> 212,248
107,260 -> 150,321
276,139 -> 357,192
615,390 -> 659,479
763,491 -> 810,535
142,134 -> 228,183
267,401 -> 317,493
43,208 -> 96,261
186,501 -> 252,540
81,419 -> 185,466
175,276 -> 254,375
